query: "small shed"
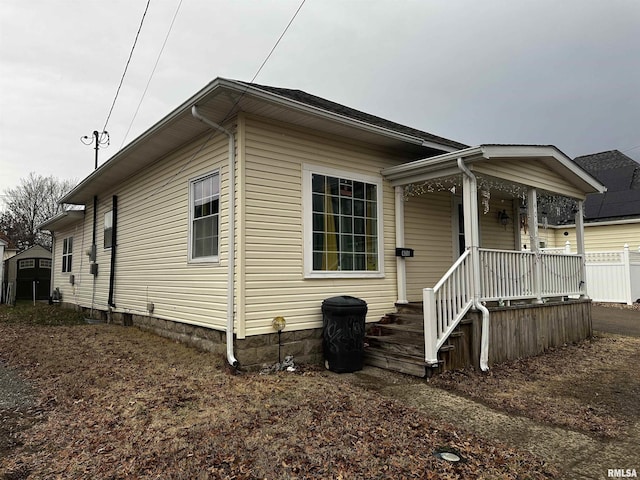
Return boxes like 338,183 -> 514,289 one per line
4,245 -> 52,302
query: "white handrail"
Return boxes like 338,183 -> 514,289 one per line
424,249 -> 473,365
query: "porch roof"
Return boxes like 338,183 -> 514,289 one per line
381,144 -> 607,197
38,209 -> 85,232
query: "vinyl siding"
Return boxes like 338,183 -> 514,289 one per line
240,114 -> 403,336
51,219 -> 91,305
548,222 -> 640,252
480,197 -> 517,250
473,159 -> 585,199
53,133 -> 231,329
404,191 -> 454,300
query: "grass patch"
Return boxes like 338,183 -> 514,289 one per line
430,334 -> 640,438
0,302 -> 85,326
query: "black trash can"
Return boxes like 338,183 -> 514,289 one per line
322,295 -> 368,373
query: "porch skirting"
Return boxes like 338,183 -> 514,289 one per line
466,299 -> 592,367
61,303 -> 324,370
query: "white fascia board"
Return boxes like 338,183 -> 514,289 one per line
480,145 -> 606,194
59,78 -> 231,205
38,209 -> 85,231
382,146 -> 484,183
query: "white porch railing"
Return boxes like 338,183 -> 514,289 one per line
423,249 -> 473,364
423,248 -> 584,365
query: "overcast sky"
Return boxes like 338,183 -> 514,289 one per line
1,0 -> 639,204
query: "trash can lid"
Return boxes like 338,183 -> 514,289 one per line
322,295 -> 367,307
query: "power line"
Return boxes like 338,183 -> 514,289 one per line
622,144 -> 640,153
140,0 -> 306,203
102,0 -> 152,133
248,0 -> 306,84
121,0 -> 184,149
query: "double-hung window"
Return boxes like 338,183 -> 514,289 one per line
190,172 -> 220,262
62,237 -> 73,273
304,165 -> 383,277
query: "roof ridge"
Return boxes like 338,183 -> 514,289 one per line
235,80 -> 468,151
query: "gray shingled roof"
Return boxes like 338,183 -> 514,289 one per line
573,150 -> 640,221
242,82 -> 468,151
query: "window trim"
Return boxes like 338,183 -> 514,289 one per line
188,170 -> 221,264
62,237 -> 73,273
18,259 -> 35,269
39,259 -> 52,269
303,164 -> 385,279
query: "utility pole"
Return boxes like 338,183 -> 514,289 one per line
81,130 -> 110,169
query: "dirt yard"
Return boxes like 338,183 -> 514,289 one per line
430,332 -> 640,439
0,303 -> 557,479
1,302 -> 638,479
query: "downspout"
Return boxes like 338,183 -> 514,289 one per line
191,105 -> 239,368
107,195 -> 117,308
457,158 -> 490,371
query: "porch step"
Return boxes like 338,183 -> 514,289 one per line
366,335 -> 424,357
364,349 -> 427,377
395,302 -> 423,315
382,312 -> 424,325
370,322 -> 423,335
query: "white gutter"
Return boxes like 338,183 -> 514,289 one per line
457,157 -> 490,372
192,105 -> 239,368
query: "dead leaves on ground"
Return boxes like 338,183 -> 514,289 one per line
431,334 -> 640,439
0,318 -> 557,479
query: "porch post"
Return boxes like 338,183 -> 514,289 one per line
574,200 -> 588,299
461,166 -> 481,297
394,186 -> 408,304
527,188 -> 543,303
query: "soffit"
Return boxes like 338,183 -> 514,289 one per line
60,79 -> 457,205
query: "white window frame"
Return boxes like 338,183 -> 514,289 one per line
303,164 -> 384,279
18,259 -> 35,269
188,170 -> 221,264
62,237 -> 73,273
39,259 -> 52,269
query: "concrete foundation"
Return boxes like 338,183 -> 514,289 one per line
63,303 -> 324,370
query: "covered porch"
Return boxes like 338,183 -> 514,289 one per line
367,145 -> 606,376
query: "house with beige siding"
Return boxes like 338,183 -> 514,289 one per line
40,78 -> 605,376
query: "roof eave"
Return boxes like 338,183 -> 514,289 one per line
38,209 -> 85,231
60,78 -> 465,204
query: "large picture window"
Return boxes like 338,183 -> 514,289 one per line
305,166 -> 383,277
62,237 -> 73,273
190,172 -> 219,261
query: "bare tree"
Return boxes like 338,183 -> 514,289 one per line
0,173 -> 76,249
